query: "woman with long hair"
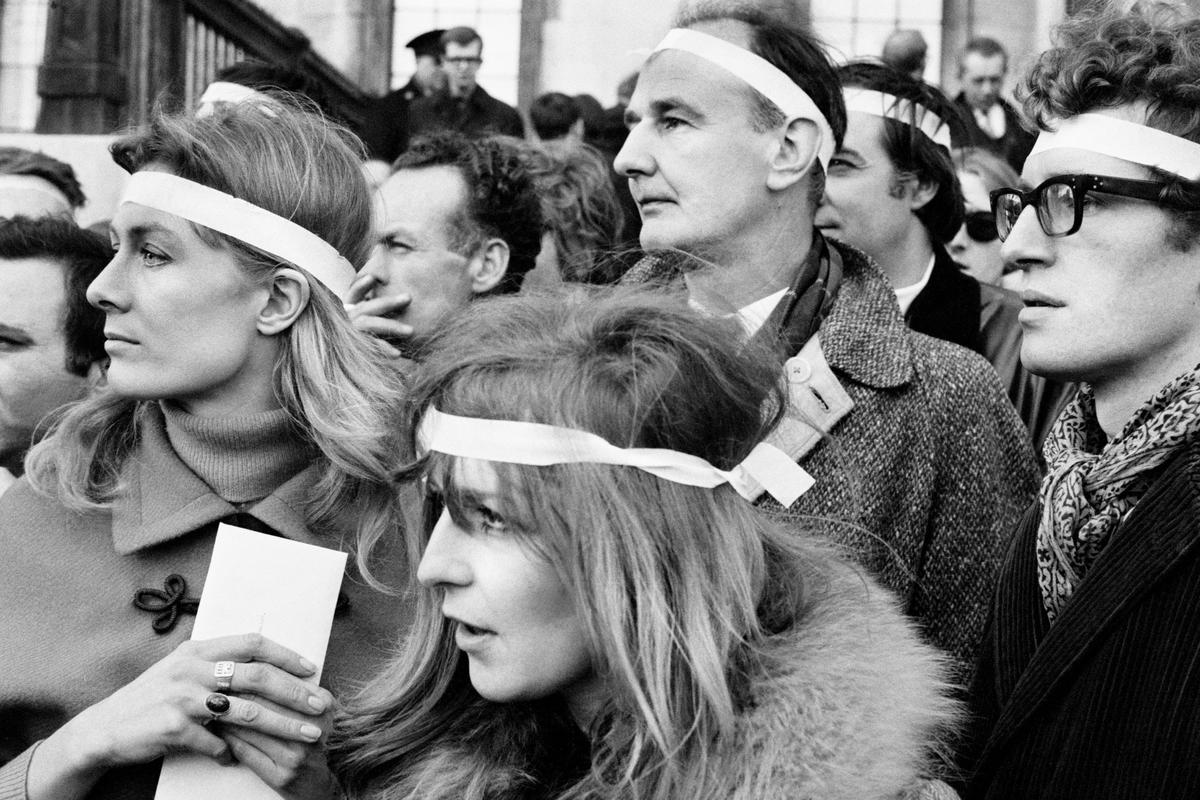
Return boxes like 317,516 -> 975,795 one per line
0,99 -> 408,800
332,288 -> 959,800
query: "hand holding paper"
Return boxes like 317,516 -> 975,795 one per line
153,523 -> 349,800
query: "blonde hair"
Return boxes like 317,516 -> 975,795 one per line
25,100 -> 407,562
333,287 -> 837,799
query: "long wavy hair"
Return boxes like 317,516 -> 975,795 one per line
331,287 -> 840,799
24,100 -> 407,560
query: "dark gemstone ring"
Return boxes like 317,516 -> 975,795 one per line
204,691 -> 232,720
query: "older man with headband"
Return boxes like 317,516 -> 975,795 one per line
960,6 -> 1200,797
617,6 -> 1037,675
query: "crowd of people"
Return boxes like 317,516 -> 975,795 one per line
2,1 -> 1199,798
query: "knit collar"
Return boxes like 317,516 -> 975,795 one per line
159,401 -> 310,504
110,403 -> 323,555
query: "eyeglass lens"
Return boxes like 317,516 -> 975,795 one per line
995,180 -> 1078,240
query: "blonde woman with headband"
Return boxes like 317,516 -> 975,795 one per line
331,288 -> 959,800
0,101 -> 408,800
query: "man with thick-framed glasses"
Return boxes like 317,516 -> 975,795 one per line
409,26 -> 524,141
961,5 -> 1200,798
815,61 -> 1071,452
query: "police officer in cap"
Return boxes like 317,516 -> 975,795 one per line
361,29 -> 446,165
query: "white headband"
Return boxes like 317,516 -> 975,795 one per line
1030,113 -> 1200,181
120,171 -> 357,300
843,89 -> 951,149
418,407 -> 814,508
653,28 -> 835,171
196,81 -> 261,112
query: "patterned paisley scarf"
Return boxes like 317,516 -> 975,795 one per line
1037,364 -> 1200,622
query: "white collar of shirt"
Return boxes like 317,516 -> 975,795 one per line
893,254 -> 936,316
973,102 -> 1007,139
688,286 -> 789,338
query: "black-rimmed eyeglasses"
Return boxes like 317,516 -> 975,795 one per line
989,173 -> 1194,241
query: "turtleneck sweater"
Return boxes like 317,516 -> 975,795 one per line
158,401 -> 313,505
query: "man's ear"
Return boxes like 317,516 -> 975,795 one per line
767,117 -> 822,191
905,174 -> 939,212
468,238 -> 510,294
256,267 -> 311,336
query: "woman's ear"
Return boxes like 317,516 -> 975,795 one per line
468,238 -> 511,294
766,117 -> 821,191
257,267 -> 312,336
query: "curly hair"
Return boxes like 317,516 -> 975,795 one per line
839,60 -> 968,244
1019,1 -> 1200,248
519,139 -> 625,284
394,132 -> 544,293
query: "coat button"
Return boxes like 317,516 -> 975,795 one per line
789,359 -> 812,382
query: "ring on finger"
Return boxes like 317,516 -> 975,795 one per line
204,692 -> 231,722
213,660 -> 236,693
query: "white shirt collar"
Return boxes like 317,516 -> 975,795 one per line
893,254 -> 937,316
688,286 -> 789,338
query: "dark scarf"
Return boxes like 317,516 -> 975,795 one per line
754,232 -> 843,359
624,232 -> 843,356
1037,364 -> 1200,621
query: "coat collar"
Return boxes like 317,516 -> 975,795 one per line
981,446 -> 1200,764
817,238 -> 917,389
904,244 -> 983,353
111,406 -> 321,555
621,235 -> 918,390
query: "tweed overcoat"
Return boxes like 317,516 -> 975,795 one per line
963,441 -> 1200,798
907,245 -> 1074,452
624,238 -> 1040,672
0,406 -> 408,800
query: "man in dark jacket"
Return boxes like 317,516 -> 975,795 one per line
359,29 -> 445,164
950,37 -> 1035,173
409,27 -> 524,141
816,61 -> 1072,452
615,5 -> 1038,674
961,6 -> 1200,797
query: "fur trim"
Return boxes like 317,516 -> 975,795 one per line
731,558 -> 961,799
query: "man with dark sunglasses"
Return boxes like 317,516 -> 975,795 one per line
960,6 -> 1200,798
817,61 -> 1071,450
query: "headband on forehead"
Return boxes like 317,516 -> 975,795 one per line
1030,113 -> 1200,181
120,171 -> 357,300
843,89 -> 951,149
653,28 -> 835,171
418,407 -> 814,508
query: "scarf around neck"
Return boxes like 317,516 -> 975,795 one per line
1037,363 -> 1200,621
